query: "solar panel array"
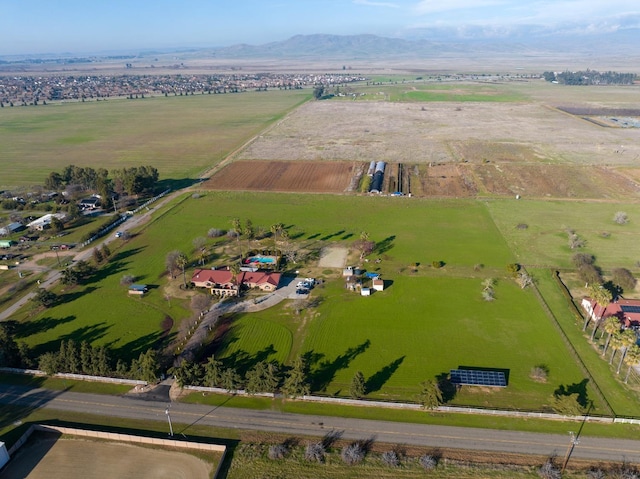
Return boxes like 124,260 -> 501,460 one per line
621,305 -> 640,314
450,369 -> 507,387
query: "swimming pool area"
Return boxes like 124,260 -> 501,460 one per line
244,255 -> 276,264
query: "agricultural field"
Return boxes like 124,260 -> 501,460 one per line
3,77 -> 640,421
1,433 -> 218,479
0,89 -> 309,188
10,189 -> 640,413
202,160 -> 361,193
486,199 -> 640,270
237,83 -> 640,168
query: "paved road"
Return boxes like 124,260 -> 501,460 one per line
1,384 -> 639,464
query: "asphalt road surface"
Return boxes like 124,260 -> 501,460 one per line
1,384 -> 639,464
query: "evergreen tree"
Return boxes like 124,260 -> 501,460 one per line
282,356 -> 310,398
220,367 -> 242,392
80,341 -> 92,374
204,355 -> 223,387
349,371 -> 366,399
418,379 -> 443,410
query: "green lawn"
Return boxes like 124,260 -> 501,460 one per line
485,199 -> 640,270
336,82 -> 528,103
13,192 -> 640,413
0,90 -> 310,188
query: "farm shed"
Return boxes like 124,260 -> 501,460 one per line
0,240 -> 14,248
26,213 -> 67,231
361,287 -> 371,296
0,222 -> 25,236
372,278 -> 384,291
128,284 -> 149,295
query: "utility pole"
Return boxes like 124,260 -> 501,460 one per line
561,431 -> 579,473
165,406 -> 174,437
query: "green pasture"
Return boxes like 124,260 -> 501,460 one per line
13,192 -> 640,412
217,274 -> 593,409
533,270 -> 640,416
16,193 -> 514,368
0,89 -> 309,188
486,199 -> 640,270
337,82 -> 528,102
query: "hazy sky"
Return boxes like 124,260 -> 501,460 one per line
1,0 -> 638,55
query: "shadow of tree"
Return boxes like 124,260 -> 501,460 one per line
554,378 -> 590,408
436,372 -> 457,403
365,356 -> 404,393
84,260 -> 130,285
156,178 -> 201,191
5,316 -> 75,340
375,235 -> 396,254
320,230 -> 345,241
114,330 -> 176,363
0,381 -> 63,432
306,340 -> 371,392
341,233 -> 354,240
223,344 -> 277,376
57,286 -> 98,305
30,323 -> 112,358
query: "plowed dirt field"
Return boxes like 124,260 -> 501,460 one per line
202,160 -> 361,193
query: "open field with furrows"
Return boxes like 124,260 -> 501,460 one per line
202,160 -> 362,193
237,100 -> 640,166
237,82 -> 640,168
1,434 -> 217,479
0,89 -> 309,188
205,159 -> 640,199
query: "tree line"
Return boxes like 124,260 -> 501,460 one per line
0,327 -> 160,383
44,164 -> 159,198
543,70 -> 636,85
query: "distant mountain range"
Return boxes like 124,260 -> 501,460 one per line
2,30 -> 638,64
205,31 -> 640,60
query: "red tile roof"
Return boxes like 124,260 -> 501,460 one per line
191,268 -> 281,289
584,297 -> 640,328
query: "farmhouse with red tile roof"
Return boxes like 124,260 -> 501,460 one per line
582,297 -> 640,329
191,268 -> 281,297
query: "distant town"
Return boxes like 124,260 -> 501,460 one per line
0,73 -> 367,106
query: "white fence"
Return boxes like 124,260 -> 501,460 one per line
0,367 -> 147,386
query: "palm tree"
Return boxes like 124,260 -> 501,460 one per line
584,285 -> 611,332
623,345 -> 640,383
601,316 -> 620,357
270,223 -> 284,248
176,253 -> 188,289
231,217 -> 243,258
608,331 -> 623,365
229,263 -> 241,294
616,329 -> 638,374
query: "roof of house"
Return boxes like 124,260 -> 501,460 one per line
191,268 -> 281,288
584,297 -> 640,326
129,284 -> 148,291
26,213 -> 66,228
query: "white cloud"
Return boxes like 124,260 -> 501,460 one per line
411,0 -> 639,26
354,0 -> 400,7
413,0 -> 506,15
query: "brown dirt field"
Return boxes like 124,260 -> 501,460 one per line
464,163 -> 640,199
2,436 -> 213,479
201,160 -> 360,193
236,101 -> 640,166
